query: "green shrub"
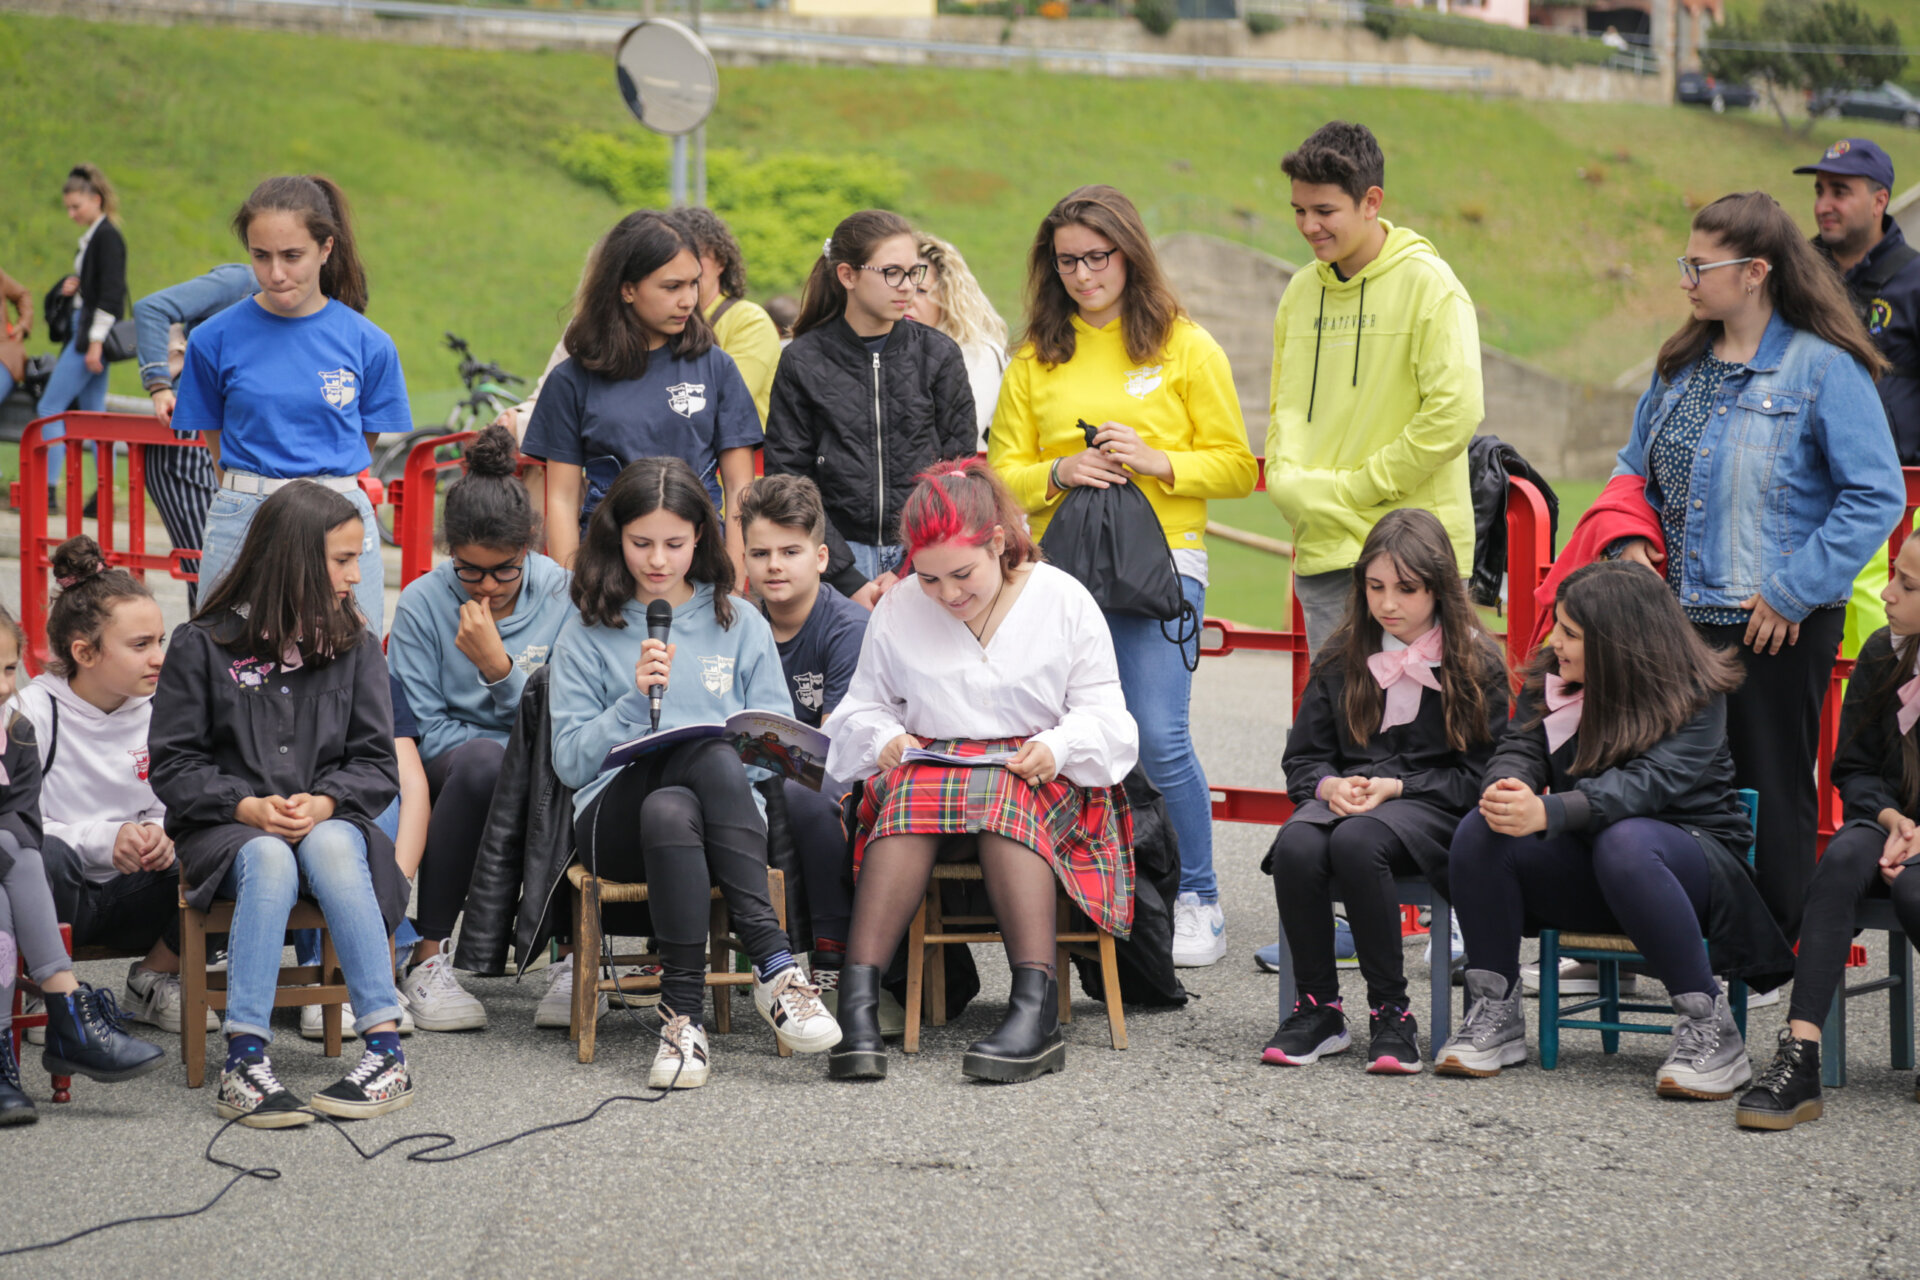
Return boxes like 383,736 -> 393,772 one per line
1135,0 -> 1176,37
1362,7 -> 1616,68
550,131 -> 909,297
1246,10 -> 1283,35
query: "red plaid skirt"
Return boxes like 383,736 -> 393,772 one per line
854,738 -> 1135,938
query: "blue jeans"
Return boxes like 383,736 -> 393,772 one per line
217,821 -> 402,1042
291,796 -> 417,968
1105,575 -> 1215,900
848,541 -> 905,582
0,364 -> 15,403
199,483 -> 385,631
35,338 -> 108,481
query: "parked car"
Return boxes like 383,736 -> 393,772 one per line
1809,82 -> 1920,129
1677,71 -> 1758,113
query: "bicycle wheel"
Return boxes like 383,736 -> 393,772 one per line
372,427 -> 463,547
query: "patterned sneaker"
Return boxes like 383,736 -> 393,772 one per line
754,965 -> 842,1054
1436,970 -> 1528,1077
400,955 -> 488,1032
310,1046 -> 415,1119
1366,1003 -> 1423,1075
125,964 -> 218,1034
1656,991 -> 1752,1100
648,1011 -> 711,1089
1261,995 -> 1350,1066
216,1053 -> 314,1129
534,954 -> 608,1029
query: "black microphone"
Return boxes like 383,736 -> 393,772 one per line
645,599 -> 673,732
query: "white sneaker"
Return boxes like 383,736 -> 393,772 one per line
300,992 -> 416,1041
1422,913 -> 1467,968
399,955 -> 488,1032
648,1012 -> 710,1089
1522,957 -> 1639,997
1171,892 -> 1227,968
21,996 -> 45,1045
1743,983 -> 1782,1009
753,965 -> 842,1054
124,964 -> 218,1033
534,953 -> 607,1030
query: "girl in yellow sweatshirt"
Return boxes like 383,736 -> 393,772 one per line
989,184 -> 1257,967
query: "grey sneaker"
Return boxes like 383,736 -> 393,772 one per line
1657,990 -> 1752,1100
1435,970 -> 1528,1077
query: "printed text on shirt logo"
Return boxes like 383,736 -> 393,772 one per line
700,655 -> 735,696
667,382 -> 707,419
1123,365 -> 1163,399
318,367 -> 359,410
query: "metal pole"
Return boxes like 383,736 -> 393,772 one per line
694,128 -> 708,207
671,135 -> 690,207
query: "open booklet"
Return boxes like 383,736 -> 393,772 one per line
599,710 -> 831,791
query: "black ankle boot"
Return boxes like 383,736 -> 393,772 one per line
0,1031 -> 36,1126
41,984 -> 166,1083
1735,1028 -> 1822,1131
827,964 -> 887,1080
962,966 -> 1065,1084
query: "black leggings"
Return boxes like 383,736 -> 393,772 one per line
1271,816 -> 1419,1009
573,737 -> 791,1026
1787,820 -> 1920,1025
1449,811 -> 1718,999
414,737 -> 507,944
785,779 -> 852,951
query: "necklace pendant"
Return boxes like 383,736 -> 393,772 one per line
980,650 -> 989,663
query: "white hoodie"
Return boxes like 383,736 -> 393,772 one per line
12,675 -> 165,884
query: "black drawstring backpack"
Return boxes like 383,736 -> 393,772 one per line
1038,420 -> 1200,670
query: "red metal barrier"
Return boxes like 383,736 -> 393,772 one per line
394,430 -> 478,587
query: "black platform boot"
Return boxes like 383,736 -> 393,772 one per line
1734,1028 -> 1822,1131
827,964 -> 888,1080
41,984 -> 165,1082
962,966 -> 1065,1084
0,1030 -> 36,1126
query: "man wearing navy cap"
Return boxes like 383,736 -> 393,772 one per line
1797,138 -> 1920,461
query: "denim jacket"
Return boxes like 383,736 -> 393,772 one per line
132,263 -> 255,392
1612,312 -> 1903,622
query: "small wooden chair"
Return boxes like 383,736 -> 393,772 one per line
903,863 -> 1127,1053
1819,897 -> 1916,1087
566,863 -> 791,1065
178,873 -> 352,1089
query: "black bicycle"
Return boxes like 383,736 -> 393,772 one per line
371,333 -> 527,546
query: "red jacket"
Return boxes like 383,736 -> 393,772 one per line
1530,473 -> 1664,648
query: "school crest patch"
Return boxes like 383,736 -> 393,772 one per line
699,655 -> 735,696
129,746 -> 151,783
667,382 -> 707,418
1124,364 -> 1163,399
318,367 -> 358,410
515,644 -> 550,674
1870,298 -> 1892,337
793,670 -> 825,712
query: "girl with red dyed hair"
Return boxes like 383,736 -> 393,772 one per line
823,458 -> 1139,1085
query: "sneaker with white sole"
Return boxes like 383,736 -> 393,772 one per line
1421,913 -> 1466,969
1366,1003 -> 1423,1075
1261,995 -> 1350,1066
754,965 -> 842,1054
300,993 -> 415,1041
400,955 -> 488,1032
216,1052 -> 313,1129
310,1045 -> 415,1119
1172,892 -> 1227,968
612,963 -> 663,1008
1522,957 -> 1639,997
649,1011 -> 710,1089
1435,970 -> 1528,1077
124,964 -> 218,1034
1656,990 -> 1752,1100
534,953 -> 609,1029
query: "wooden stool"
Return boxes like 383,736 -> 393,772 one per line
178,874 -> 355,1089
903,863 -> 1127,1053
566,863 -> 791,1065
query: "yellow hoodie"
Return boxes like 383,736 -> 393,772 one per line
1266,221 -> 1483,577
991,314 -> 1257,551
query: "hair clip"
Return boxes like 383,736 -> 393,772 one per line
822,238 -> 833,259
55,575 -> 78,589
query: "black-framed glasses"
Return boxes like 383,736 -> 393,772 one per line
451,557 -> 525,584
1055,249 -> 1117,275
1676,255 -> 1755,287
857,263 -> 930,289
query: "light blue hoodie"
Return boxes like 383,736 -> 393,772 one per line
388,552 -> 574,763
548,583 -> 790,814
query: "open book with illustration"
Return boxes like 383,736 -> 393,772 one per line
598,710 -> 830,790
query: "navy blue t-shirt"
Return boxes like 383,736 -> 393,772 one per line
389,672 -> 420,741
172,297 -> 412,478
521,346 -> 761,530
769,584 -> 868,728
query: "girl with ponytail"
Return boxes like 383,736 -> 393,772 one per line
171,174 -> 412,629
37,163 -> 129,500
386,424 -> 573,1030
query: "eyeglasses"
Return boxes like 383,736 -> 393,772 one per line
1676,256 -> 1755,287
1054,249 -> 1118,275
856,263 -> 930,289
451,558 -> 525,584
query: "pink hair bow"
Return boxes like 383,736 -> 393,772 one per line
1544,674 -> 1584,754
1366,626 -> 1444,733
1898,665 -> 1920,737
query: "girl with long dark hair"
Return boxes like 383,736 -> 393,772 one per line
1436,563 -> 1793,1098
149,482 -> 409,1127
172,175 -> 409,628
37,164 -> 126,501
546,457 -> 839,1088
522,211 -> 761,575
764,210 -> 977,600
1263,509 -> 1507,1075
988,184 -> 1257,969
1609,191 -> 1903,942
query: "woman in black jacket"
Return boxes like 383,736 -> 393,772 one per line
764,209 -> 976,601
1735,535 -> 1920,1130
37,164 -> 127,503
1436,562 -> 1792,1098
149,482 -> 408,1129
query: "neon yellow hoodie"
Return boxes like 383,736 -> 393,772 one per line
991,314 -> 1257,551
1266,221 -> 1483,577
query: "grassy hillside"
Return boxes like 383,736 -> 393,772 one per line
7,11 -> 1920,412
